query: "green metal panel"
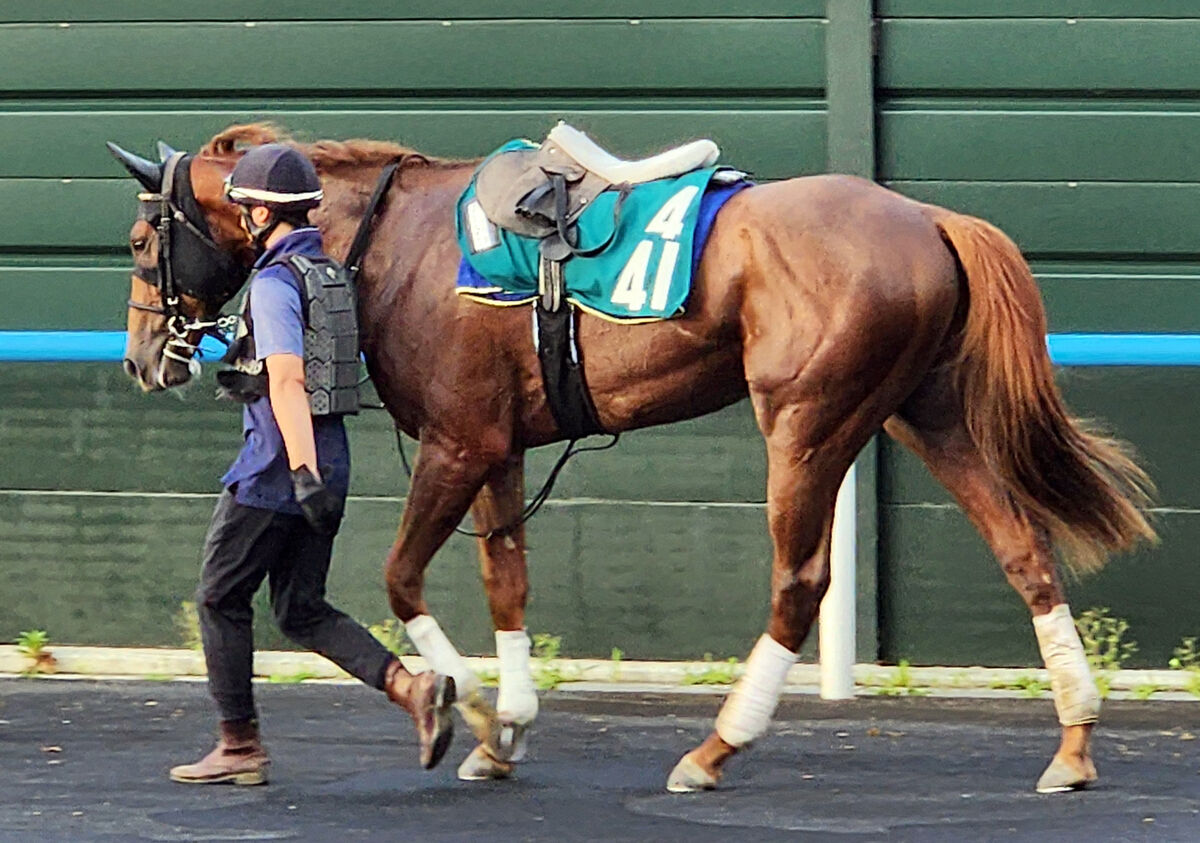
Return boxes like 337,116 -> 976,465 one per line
0,365 -> 767,503
0,104 -> 827,179
880,19 -> 1200,93
0,1 -> 820,22
885,181 -> 1200,258
0,492 -> 784,659
878,505 -> 1199,668
0,21 -> 824,95
880,108 -> 1200,181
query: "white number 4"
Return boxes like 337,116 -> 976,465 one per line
644,185 -> 700,241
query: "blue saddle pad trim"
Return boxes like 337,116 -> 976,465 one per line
455,180 -> 752,311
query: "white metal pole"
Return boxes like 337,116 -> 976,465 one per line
820,462 -> 857,699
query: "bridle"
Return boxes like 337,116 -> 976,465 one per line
130,152 -> 248,365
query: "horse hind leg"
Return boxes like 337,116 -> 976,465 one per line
884,384 -> 1099,794
668,400 -> 858,793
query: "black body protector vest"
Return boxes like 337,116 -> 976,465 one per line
218,254 -> 360,416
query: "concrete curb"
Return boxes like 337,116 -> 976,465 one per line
1,645 -> 1197,701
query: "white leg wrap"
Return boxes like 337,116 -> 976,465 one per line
404,615 -> 481,697
1033,604 -> 1100,726
495,629 -> 539,724
715,634 -> 797,748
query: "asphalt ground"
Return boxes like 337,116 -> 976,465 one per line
2,679 -> 1198,842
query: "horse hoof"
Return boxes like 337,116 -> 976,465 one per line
455,694 -> 502,745
497,719 -> 530,763
666,755 -> 719,794
457,745 -> 514,782
1036,756 -> 1097,794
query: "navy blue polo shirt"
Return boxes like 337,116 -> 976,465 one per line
220,227 -> 351,514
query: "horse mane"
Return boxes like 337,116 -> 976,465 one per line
199,122 -> 470,170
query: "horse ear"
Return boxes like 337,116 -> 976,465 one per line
155,140 -> 180,162
106,141 -> 163,192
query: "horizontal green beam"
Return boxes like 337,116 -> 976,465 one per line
878,0 -> 1200,17
887,181 -> 1200,257
880,19 -> 1200,92
10,178 -> 1200,257
0,106 -> 826,179
3,262 -> 1198,334
0,20 -> 824,95
880,110 -> 1200,181
0,1 -> 820,22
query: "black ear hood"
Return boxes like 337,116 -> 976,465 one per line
106,141 -> 163,192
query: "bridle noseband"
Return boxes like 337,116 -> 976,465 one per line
130,152 -> 248,365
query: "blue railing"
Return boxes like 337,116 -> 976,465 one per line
0,331 -> 1198,365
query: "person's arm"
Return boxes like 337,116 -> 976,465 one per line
265,352 -> 318,477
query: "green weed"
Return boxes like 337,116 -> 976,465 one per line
531,633 -> 579,690
268,670 -> 319,684
174,601 -> 202,650
610,647 -> 624,681
1169,637 -> 1200,698
367,618 -> 413,658
1076,607 -> 1137,699
1132,683 -> 1163,700
870,660 -> 930,696
16,629 -> 56,675
682,654 -> 742,686
990,674 -> 1049,697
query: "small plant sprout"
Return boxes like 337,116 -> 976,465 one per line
871,660 -> 930,697
610,647 -> 623,681
531,633 -> 579,690
16,630 -> 56,675
990,675 -> 1049,698
682,654 -> 742,686
1169,637 -> 1200,698
1076,607 -> 1137,698
367,619 -> 413,658
174,601 -> 203,651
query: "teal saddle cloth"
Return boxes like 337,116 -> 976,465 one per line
455,140 -> 751,322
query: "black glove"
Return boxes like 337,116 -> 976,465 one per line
290,466 -> 344,535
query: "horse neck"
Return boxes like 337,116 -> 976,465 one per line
314,160 -> 474,424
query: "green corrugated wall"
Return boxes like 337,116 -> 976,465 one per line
0,2 -> 1196,667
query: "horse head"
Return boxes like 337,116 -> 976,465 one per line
107,138 -> 254,391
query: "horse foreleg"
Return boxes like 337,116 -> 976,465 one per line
383,430 -> 506,763
457,454 -> 537,781
885,413 -> 1099,793
669,406 -> 848,793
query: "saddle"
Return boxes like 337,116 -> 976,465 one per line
474,122 -> 720,262
469,123 -> 722,440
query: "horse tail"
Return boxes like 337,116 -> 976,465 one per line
931,210 -> 1156,573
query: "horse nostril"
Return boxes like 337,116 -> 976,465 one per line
122,358 -> 140,379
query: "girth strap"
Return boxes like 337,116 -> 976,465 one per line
533,257 -> 606,439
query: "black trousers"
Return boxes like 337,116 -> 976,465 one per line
197,489 -> 394,723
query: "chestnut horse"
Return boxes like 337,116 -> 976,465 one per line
113,124 -> 1154,794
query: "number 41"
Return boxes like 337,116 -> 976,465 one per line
611,185 -> 699,312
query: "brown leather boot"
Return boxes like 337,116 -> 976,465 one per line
385,660 -> 456,770
169,719 -> 269,785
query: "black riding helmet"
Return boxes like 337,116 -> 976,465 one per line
225,144 -> 323,245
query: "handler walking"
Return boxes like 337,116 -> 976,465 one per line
170,144 -> 454,785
